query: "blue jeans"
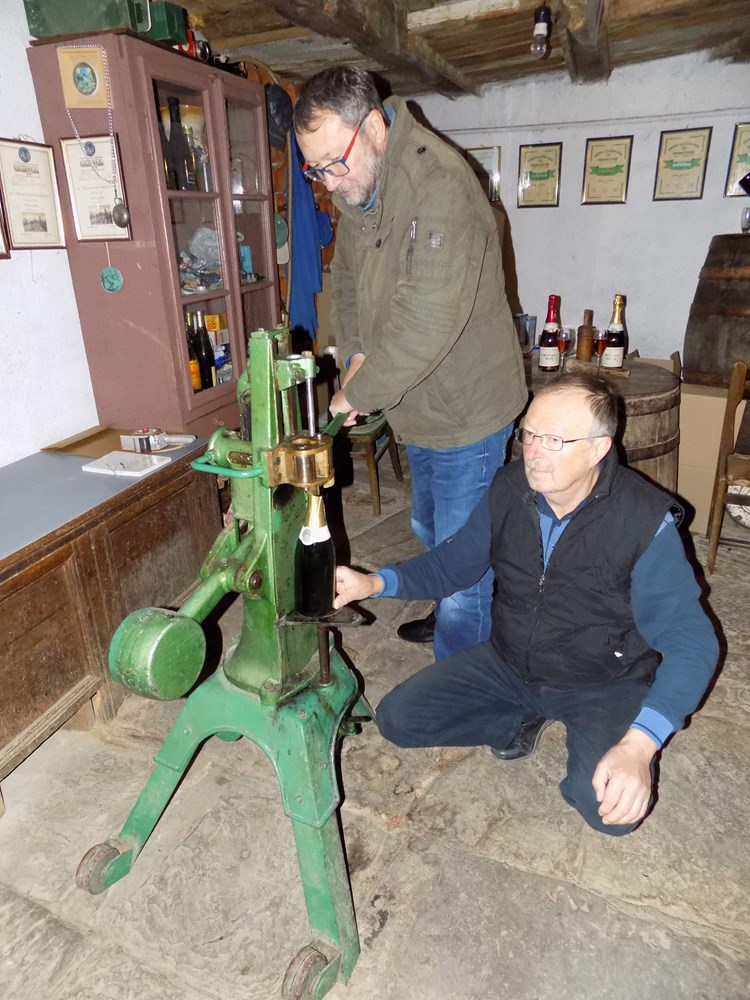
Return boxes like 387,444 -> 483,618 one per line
376,642 -> 655,836
406,423 -> 513,660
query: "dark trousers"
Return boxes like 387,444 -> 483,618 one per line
376,642 -> 654,836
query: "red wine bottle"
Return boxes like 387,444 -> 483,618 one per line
538,294 -> 562,372
295,491 -> 335,618
166,97 -> 196,191
601,294 -> 626,370
193,310 -> 216,389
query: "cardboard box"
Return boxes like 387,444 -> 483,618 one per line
205,313 -> 229,348
678,384 -> 746,533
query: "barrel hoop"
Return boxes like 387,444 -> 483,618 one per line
689,303 -> 750,318
700,266 -> 750,280
624,431 -> 680,463
623,387 -> 681,416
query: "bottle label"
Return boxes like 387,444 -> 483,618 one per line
299,525 -> 332,545
601,346 -> 625,368
538,346 -> 560,370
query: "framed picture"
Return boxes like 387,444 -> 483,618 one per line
56,45 -> 111,110
0,139 -> 65,249
518,142 -> 562,208
653,127 -> 712,201
0,200 -> 10,259
60,135 -> 131,241
724,122 -> 750,197
466,146 -> 501,201
581,136 -> 633,205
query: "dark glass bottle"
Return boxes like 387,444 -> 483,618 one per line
166,97 -> 196,191
295,491 -> 336,619
602,294 -> 626,370
193,310 -> 216,389
538,294 -> 561,372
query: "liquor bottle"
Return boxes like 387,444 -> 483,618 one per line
166,97 -> 196,191
295,491 -> 336,618
576,309 -> 595,362
193,310 -> 216,389
601,294 -> 626,370
538,294 -> 562,372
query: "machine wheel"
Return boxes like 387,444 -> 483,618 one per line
76,843 -> 120,895
281,945 -> 327,1000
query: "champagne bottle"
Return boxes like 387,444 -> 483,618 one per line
601,294 -> 626,370
295,491 -> 336,618
193,310 -> 216,388
157,105 -> 177,189
166,97 -> 196,191
538,294 -> 561,372
576,308 -> 595,362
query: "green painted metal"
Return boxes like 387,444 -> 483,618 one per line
80,327 -> 369,996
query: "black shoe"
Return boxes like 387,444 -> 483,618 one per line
396,610 -> 436,644
491,717 -> 551,762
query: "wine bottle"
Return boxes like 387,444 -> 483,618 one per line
193,310 -> 216,389
295,491 -> 336,619
538,294 -> 562,372
157,107 -> 177,189
166,97 -> 196,191
601,294 -> 626,370
576,308 -> 595,362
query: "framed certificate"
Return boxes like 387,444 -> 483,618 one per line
0,139 -> 65,249
581,136 -> 633,205
0,200 -> 9,258
466,146 -> 501,202
653,127 -> 712,201
724,122 -> 750,197
518,142 -> 562,208
60,135 -> 131,241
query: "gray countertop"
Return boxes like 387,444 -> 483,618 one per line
0,441 -> 207,562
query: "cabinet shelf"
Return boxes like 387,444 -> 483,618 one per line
28,31 -> 281,438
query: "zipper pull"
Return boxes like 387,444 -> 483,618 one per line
409,219 -> 417,240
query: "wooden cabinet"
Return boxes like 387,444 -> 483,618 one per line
27,31 -> 280,437
0,451 -> 220,807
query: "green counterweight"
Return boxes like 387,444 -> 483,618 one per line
82,327 -> 371,1000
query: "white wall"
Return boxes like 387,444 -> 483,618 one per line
417,52 -> 750,358
0,0 -> 97,468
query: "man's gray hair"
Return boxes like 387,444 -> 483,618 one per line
293,65 -> 386,133
534,372 -> 618,437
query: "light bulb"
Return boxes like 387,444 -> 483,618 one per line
530,4 -> 552,59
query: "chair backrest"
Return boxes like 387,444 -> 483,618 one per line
719,361 -> 749,466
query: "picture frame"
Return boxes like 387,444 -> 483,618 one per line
517,142 -> 562,208
724,122 -> 750,197
56,45 -> 111,111
466,146 -> 502,202
0,138 -> 65,249
0,200 -> 10,259
653,127 -> 712,201
581,135 -> 633,205
60,135 -> 131,241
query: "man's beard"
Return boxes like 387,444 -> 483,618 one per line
338,136 -> 385,208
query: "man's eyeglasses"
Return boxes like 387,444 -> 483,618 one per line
515,428 -> 608,452
302,113 -> 369,183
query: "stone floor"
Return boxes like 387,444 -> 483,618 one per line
1,452 -> 749,1000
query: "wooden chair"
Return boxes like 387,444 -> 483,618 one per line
705,360 -> 750,574
344,412 -> 404,516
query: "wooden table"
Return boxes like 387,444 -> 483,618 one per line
0,445 -> 220,814
524,358 -> 681,493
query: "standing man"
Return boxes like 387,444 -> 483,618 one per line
332,374 -> 719,835
293,66 -> 528,660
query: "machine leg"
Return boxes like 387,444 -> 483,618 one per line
285,813 -> 360,997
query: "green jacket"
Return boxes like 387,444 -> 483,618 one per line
331,96 -> 527,448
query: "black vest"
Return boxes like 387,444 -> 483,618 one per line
489,449 -> 673,687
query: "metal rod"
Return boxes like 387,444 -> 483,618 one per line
305,377 -> 317,437
317,626 -> 331,685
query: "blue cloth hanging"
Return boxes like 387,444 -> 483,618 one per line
288,131 -> 322,345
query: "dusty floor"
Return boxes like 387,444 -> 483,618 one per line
1,452 -> 748,999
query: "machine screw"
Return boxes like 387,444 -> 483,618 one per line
297,710 -> 307,719
248,571 -> 263,590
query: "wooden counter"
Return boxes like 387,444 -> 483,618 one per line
0,445 -> 220,812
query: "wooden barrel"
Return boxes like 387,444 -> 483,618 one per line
683,234 -> 750,388
527,360 -> 680,493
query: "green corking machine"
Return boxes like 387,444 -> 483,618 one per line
76,327 -> 371,1000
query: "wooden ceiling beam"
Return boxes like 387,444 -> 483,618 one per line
558,0 -> 611,82
265,0 -> 478,95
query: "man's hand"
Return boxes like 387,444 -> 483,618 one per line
592,728 -> 658,827
334,567 -> 383,609
328,388 -> 362,426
